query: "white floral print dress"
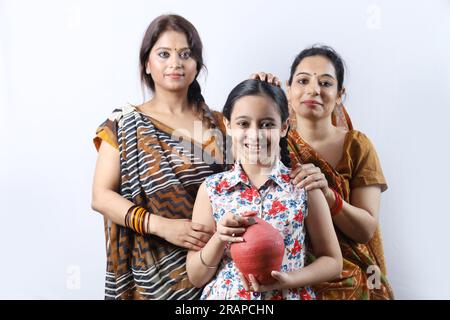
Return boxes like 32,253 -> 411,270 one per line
200,160 -> 316,300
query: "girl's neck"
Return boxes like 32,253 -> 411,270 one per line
240,159 -> 276,189
296,116 -> 335,143
148,89 -> 191,116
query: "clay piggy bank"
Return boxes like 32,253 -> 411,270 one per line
230,212 -> 285,285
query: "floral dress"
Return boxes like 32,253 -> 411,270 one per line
200,160 -> 316,300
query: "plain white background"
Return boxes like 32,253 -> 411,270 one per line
0,0 -> 449,299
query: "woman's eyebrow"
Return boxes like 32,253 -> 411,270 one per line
155,47 -> 190,51
295,71 -> 336,80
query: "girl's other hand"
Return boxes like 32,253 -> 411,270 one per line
238,271 -> 292,292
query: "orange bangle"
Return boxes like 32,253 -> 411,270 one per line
133,207 -> 140,233
136,208 -> 143,234
125,205 -> 150,235
137,207 -> 146,235
146,213 -> 151,235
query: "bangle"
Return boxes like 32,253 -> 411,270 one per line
199,249 -> 219,269
124,205 -> 149,235
146,213 -> 152,235
330,188 -> 343,217
125,205 -> 137,228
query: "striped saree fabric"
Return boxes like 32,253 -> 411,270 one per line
94,105 -> 226,299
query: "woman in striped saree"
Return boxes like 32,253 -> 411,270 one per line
285,46 -> 394,299
91,14 -> 228,300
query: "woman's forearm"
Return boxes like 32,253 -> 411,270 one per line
91,189 -> 134,225
331,200 -> 377,243
91,188 -> 164,236
187,232 -> 226,288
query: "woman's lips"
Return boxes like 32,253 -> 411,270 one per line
302,100 -> 322,107
166,73 -> 184,80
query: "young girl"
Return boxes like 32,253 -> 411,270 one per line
186,79 -> 342,300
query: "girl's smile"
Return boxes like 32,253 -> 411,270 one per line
244,142 -> 261,153
225,95 -> 288,165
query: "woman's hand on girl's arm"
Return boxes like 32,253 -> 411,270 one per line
155,218 -> 215,251
292,161 -> 380,243
92,140 -> 214,248
290,163 -> 380,243
290,163 -> 335,206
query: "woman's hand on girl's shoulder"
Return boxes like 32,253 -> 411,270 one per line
290,163 -> 335,205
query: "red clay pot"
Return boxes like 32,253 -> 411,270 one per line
230,212 -> 285,285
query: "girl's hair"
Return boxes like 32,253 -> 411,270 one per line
288,45 -> 346,92
222,79 -> 291,167
139,14 -> 215,128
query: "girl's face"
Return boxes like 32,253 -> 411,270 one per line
146,30 -> 198,93
287,55 -> 343,121
225,95 -> 289,166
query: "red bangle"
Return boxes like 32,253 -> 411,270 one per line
330,188 -> 343,217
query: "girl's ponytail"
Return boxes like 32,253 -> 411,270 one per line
279,134 -> 291,168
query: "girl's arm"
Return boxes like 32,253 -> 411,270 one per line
292,188 -> 343,286
241,188 -> 342,292
186,182 -> 226,288
186,182 -> 251,288
91,141 -> 213,250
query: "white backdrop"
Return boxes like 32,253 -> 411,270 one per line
0,0 -> 449,299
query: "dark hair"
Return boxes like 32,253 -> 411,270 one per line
222,79 -> 291,167
139,14 -> 215,128
288,45 -> 346,92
